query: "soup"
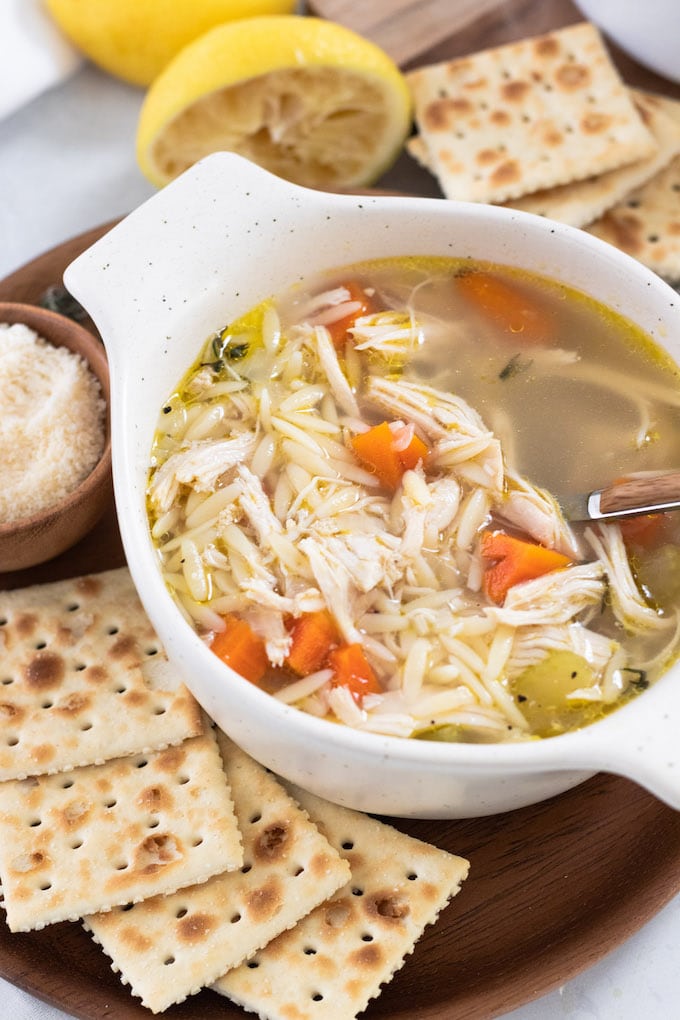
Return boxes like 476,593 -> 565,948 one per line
147,257 -> 680,743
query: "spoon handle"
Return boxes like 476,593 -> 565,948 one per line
598,471 -> 680,516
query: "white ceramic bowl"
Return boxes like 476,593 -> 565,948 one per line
573,0 -> 680,83
64,153 -> 680,819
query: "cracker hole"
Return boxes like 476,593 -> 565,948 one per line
341,841 -> 354,850
39,882 -> 52,891
145,647 -> 159,657
107,626 -> 119,635
311,993 -> 324,1002
361,933 -> 374,942
352,887 -> 364,896
628,199 -> 640,208
136,759 -> 148,769
7,736 -> 19,746
148,817 -> 160,829
241,863 -> 252,874
152,705 -> 167,715
250,813 -> 262,824
41,701 -> 53,710
177,774 -> 190,785
0,617 -> 6,626
115,686 -> 127,694
191,837 -> 204,847
1,678 -> 13,685
74,663 -> 87,672
80,722 -> 93,732
34,641 -> 47,650
292,865 -> 305,877
163,957 -> 175,966
303,947 -> 317,956
246,961 -> 259,969
66,603 -> 80,612
176,908 -> 188,919
62,778 -> 74,788
407,871 -> 418,881
231,913 -> 241,924
104,798 -> 117,808
115,861 -> 129,871
648,234 -> 659,243
29,818 -> 42,828
120,903 -> 134,912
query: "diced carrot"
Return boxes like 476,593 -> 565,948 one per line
328,643 -> 381,704
326,280 -> 377,348
210,614 -> 269,685
481,529 -> 572,605
351,420 -> 429,490
619,512 -> 672,550
392,422 -> 429,472
455,270 -> 555,345
285,611 -> 339,676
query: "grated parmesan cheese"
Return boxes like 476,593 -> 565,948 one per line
0,322 -> 106,525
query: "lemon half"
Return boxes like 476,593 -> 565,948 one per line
136,16 -> 413,190
45,0 -> 297,87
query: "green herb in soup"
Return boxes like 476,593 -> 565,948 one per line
147,257 -> 680,743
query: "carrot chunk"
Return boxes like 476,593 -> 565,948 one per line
210,614 -> 269,685
325,280 -> 377,348
351,420 -> 429,489
328,643 -> 381,704
619,512 -> 672,550
285,611 -> 339,676
455,270 -> 555,345
481,530 -> 572,605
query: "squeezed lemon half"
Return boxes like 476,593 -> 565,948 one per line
45,0 -> 297,87
136,16 -> 413,190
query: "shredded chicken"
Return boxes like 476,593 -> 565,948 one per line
585,525 -> 670,632
498,470 -> 581,559
149,432 -> 256,513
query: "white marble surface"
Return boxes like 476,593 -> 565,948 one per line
0,40 -> 679,1020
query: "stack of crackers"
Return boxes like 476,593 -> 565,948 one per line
406,21 -> 680,284
0,567 -> 469,1017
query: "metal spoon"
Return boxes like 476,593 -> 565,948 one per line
559,470 -> 680,522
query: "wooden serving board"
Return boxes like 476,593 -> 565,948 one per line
1,226 -> 680,1020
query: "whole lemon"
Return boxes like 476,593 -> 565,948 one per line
45,0 -> 298,86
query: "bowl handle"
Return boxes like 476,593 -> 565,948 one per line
63,153 -> 312,364
567,669 -> 680,811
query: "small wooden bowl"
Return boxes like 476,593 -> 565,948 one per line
0,302 -> 113,572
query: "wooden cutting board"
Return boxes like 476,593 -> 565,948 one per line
306,0 -> 505,67
307,0 -> 680,97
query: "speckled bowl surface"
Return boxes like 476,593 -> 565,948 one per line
0,302 -> 112,572
64,153 -> 680,818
